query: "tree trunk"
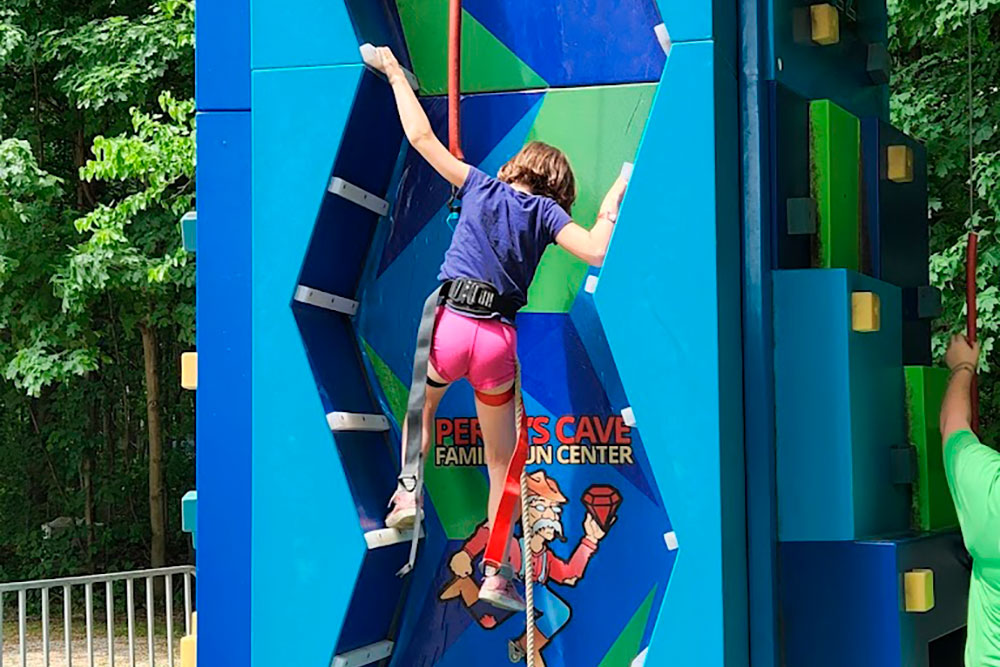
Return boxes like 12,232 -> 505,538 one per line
140,322 -> 166,569
83,453 -> 94,570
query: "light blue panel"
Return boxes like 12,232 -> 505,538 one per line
594,40 -> 747,666
656,1 -> 736,71
774,269 -> 908,542
774,270 -> 854,539
251,64 -> 366,666
251,0 -> 360,70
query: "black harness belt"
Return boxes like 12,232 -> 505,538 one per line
442,278 -> 518,323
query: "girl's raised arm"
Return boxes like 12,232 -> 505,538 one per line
371,46 -> 470,188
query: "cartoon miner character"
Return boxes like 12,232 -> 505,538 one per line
440,470 -> 616,666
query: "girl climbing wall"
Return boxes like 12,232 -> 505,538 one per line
369,45 -> 629,612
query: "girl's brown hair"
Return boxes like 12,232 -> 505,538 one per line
497,141 -> 577,213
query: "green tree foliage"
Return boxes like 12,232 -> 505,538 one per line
890,0 -> 1000,441
0,0 -> 193,581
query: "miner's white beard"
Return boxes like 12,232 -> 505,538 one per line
532,517 -> 565,542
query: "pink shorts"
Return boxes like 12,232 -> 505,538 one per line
429,307 -> 517,391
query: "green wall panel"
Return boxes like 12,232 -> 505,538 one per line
523,83 -> 657,313
396,1 -> 546,95
810,99 -> 860,272
905,365 -> 958,531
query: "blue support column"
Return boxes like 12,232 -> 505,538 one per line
195,110 -> 252,665
740,0 -> 779,662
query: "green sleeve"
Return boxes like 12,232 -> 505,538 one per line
944,429 -> 1000,559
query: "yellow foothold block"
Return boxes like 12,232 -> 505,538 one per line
810,4 -> 840,45
904,568 -> 935,612
851,292 -> 881,332
181,634 -> 197,667
887,145 -> 915,183
181,352 -> 198,390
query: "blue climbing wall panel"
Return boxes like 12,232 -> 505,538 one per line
195,109 -> 251,665
780,532 -> 969,667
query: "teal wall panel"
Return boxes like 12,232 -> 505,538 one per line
595,40 -> 747,666
774,269 -> 909,542
250,64 -> 366,665
251,0 -> 360,70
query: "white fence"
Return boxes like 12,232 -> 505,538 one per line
0,566 -> 195,667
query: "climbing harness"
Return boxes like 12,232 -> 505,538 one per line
396,285 -> 443,577
394,278 -> 523,576
442,277 -> 520,322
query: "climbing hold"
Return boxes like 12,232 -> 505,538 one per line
867,43 -> 891,85
654,24 -> 671,56
182,490 -> 198,549
181,612 -> 197,667
904,569 -> 935,612
851,292 -> 880,332
903,286 -> 942,321
620,161 -> 635,183
664,531 -> 679,551
331,640 -> 394,667
327,176 -> 390,216
887,145 -> 914,183
621,406 -> 637,427
358,44 -> 420,91
810,4 -> 840,46
786,197 -> 818,236
889,445 -> 917,485
181,352 -> 198,390
180,211 -> 197,253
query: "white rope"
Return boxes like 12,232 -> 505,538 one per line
515,359 -> 536,667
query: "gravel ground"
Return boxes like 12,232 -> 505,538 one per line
2,618 -> 186,667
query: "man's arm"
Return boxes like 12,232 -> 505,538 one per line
940,334 -> 980,442
555,174 -> 628,267
371,47 -> 469,188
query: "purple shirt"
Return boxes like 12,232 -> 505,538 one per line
438,167 -> 572,311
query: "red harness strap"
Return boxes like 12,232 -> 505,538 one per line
483,403 -> 529,569
475,386 -> 515,406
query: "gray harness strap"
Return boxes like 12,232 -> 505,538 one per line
396,285 -> 443,577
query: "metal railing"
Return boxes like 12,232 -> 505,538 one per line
0,565 -> 195,667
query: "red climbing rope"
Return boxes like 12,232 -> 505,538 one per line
448,0 -> 463,158
967,232 -> 980,432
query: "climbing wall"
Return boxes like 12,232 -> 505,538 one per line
764,2 -> 968,665
196,0 -> 742,665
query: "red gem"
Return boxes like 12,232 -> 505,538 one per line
582,485 -> 622,531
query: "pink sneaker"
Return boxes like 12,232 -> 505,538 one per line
385,488 -> 420,530
478,573 -> 526,612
